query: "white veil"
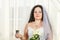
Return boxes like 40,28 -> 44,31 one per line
43,6 -> 53,39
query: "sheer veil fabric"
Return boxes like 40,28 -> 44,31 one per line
43,6 -> 53,40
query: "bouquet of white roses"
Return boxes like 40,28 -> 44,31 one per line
30,34 -> 40,40
30,30 -> 40,40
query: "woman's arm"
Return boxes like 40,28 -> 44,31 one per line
23,24 -> 28,40
15,25 -> 28,40
15,24 -> 28,40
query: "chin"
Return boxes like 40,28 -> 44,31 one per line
36,18 -> 41,20
35,18 -> 41,20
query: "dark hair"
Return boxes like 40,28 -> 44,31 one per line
28,5 -> 43,23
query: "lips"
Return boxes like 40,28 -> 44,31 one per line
36,16 -> 39,17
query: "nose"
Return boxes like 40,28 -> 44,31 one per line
36,12 -> 39,15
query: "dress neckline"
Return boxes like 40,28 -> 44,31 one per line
28,26 -> 43,31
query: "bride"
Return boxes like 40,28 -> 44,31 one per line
15,5 -> 53,40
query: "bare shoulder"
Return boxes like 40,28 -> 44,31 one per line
24,22 -> 32,32
25,22 -> 34,29
27,22 -> 34,27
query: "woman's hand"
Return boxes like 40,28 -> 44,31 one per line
15,33 -> 22,39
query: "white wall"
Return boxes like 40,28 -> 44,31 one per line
0,0 -> 60,40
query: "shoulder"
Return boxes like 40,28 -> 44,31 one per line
24,22 -> 33,33
25,22 -> 34,28
28,22 -> 34,27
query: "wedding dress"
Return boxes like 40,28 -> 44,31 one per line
28,26 -> 45,40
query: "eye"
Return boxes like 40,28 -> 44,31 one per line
34,11 -> 37,13
39,11 -> 42,13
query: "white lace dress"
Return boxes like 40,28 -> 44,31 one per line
28,26 -> 45,40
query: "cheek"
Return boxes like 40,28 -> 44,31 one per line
34,13 -> 37,18
37,14 -> 42,19
39,13 -> 42,18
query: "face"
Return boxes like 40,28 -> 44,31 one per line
34,7 -> 42,20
